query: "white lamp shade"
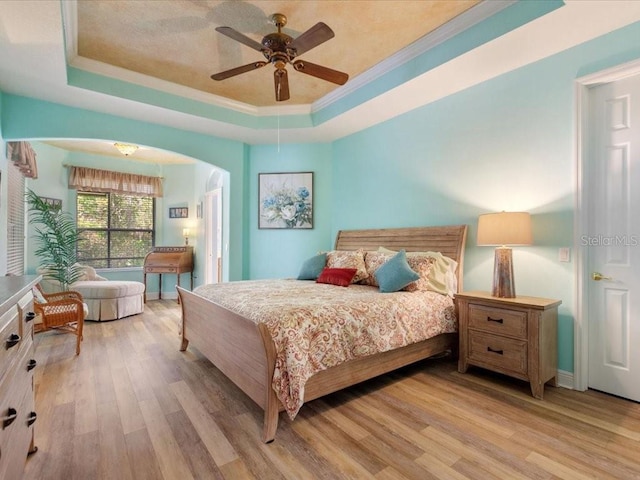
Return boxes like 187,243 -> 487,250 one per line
182,228 -> 190,237
477,212 -> 532,246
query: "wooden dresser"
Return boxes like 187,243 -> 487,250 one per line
456,291 -> 561,399
143,246 -> 194,302
0,275 -> 40,479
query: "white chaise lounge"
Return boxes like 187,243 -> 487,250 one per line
38,265 -> 145,321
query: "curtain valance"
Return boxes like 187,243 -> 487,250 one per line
6,141 -> 38,179
68,166 -> 163,197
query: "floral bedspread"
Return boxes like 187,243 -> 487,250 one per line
194,279 -> 457,419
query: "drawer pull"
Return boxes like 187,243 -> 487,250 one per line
487,316 -> 504,324
487,346 -> 504,355
27,411 -> 37,426
3,408 -> 17,429
25,312 -> 36,322
27,359 -> 37,371
5,333 -> 20,349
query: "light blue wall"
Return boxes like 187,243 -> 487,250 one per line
331,20 -> 640,373
248,143 -> 333,279
1,96 -> 247,282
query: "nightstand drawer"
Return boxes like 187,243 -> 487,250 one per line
469,304 -> 527,338
468,331 -> 528,375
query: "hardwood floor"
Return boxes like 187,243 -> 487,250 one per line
24,300 -> 640,480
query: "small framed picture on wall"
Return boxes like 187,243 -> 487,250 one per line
169,207 -> 188,219
41,197 -> 62,211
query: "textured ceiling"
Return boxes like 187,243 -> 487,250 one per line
76,0 -> 479,107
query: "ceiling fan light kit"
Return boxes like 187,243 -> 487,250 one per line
211,13 -> 349,102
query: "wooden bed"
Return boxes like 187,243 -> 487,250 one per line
177,225 -> 467,442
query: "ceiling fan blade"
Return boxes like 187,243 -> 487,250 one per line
292,60 -> 348,85
211,61 -> 267,81
215,26 -> 266,53
288,22 -> 334,57
274,68 -> 290,102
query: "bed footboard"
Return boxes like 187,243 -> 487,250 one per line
177,286 -> 280,442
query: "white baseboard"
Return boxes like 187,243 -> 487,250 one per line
145,292 -> 179,301
557,369 -> 574,390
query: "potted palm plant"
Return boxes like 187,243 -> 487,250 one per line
26,189 -> 84,291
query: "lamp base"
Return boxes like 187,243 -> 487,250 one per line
492,247 -> 515,298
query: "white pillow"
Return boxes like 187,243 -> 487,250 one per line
74,263 -> 106,281
378,247 -> 458,296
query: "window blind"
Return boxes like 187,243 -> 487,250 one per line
7,160 -> 25,275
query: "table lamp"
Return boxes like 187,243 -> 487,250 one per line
183,228 -> 190,246
477,212 -> 532,298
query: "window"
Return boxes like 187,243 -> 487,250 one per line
76,192 -> 155,268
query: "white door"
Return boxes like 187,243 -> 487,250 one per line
204,188 -> 222,284
587,74 -> 640,402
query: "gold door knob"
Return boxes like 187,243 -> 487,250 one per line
592,272 -> 612,281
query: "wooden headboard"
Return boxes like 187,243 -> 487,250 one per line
334,225 -> 468,291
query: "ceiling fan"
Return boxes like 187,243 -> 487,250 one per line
211,13 -> 349,102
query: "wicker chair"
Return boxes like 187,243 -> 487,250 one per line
33,285 -> 86,355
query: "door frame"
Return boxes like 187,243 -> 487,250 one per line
574,58 -> 640,391
204,187 -> 223,285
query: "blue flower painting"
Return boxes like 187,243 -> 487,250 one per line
259,172 -> 313,229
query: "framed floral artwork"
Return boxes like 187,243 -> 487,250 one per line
259,172 -> 313,229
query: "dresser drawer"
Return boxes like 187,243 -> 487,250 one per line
0,307 -> 23,377
469,304 -> 527,338
468,331 -> 528,376
145,266 -> 178,273
0,385 -> 35,480
0,344 -> 35,476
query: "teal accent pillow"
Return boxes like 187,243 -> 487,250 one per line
375,250 -> 420,293
297,253 -> 327,280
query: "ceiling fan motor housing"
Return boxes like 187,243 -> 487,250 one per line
262,33 -> 295,61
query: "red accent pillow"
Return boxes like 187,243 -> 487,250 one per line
316,268 -> 357,287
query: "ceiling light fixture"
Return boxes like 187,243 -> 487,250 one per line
114,142 -> 139,156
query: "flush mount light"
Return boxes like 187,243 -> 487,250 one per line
113,142 -> 139,156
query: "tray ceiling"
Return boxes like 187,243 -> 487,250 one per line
74,0 -> 479,107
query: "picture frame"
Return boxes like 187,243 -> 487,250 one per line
41,196 -> 62,211
169,207 -> 188,219
259,172 -> 313,229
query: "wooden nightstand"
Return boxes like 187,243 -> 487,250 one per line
456,291 -> 561,399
